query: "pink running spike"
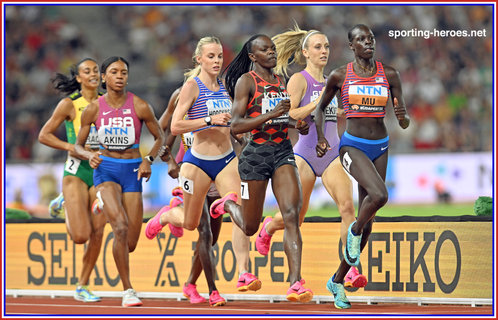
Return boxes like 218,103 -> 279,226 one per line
256,216 -> 273,256
145,206 -> 168,239
236,272 -> 262,292
183,283 -> 206,304
167,197 -> 183,237
209,290 -> 226,307
209,192 -> 238,219
172,186 -> 183,200
344,266 -> 367,288
286,279 -> 313,303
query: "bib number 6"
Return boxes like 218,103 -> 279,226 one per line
180,176 -> 194,195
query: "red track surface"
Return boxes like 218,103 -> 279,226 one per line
4,296 -> 494,316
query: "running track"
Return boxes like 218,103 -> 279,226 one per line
5,296 -> 493,316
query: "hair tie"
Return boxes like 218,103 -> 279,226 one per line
302,31 -> 319,50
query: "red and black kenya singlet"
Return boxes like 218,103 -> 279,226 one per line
246,71 -> 290,145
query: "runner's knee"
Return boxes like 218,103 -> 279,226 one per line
282,208 -> 300,228
338,198 -> 355,220
70,229 -> 91,244
183,221 -> 198,231
370,188 -> 388,208
197,222 -> 213,243
112,221 -> 129,243
244,222 -> 259,236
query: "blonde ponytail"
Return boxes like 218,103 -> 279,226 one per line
272,24 -> 322,77
184,65 -> 201,83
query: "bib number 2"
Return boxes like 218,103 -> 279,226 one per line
65,155 -> 81,175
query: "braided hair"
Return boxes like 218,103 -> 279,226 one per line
223,34 -> 265,99
52,58 -> 97,94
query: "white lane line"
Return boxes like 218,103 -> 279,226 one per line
7,302 -> 486,315
5,302 -> 370,314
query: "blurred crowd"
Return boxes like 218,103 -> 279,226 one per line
5,5 -> 493,163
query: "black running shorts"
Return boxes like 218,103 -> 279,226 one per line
238,139 -> 296,181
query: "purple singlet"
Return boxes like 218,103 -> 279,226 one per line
293,70 -> 340,176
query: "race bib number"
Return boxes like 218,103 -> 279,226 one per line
240,181 -> 249,200
183,131 -> 194,148
261,97 -> 289,124
179,176 -> 194,195
206,98 -> 232,116
311,96 -> 338,122
65,155 -> 81,175
325,97 -> 338,122
86,125 -> 100,149
98,126 -> 136,151
348,85 -> 388,113
342,151 -> 352,173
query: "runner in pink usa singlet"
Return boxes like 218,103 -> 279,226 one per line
95,92 -> 142,151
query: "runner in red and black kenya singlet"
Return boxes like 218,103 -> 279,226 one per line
246,71 -> 290,145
